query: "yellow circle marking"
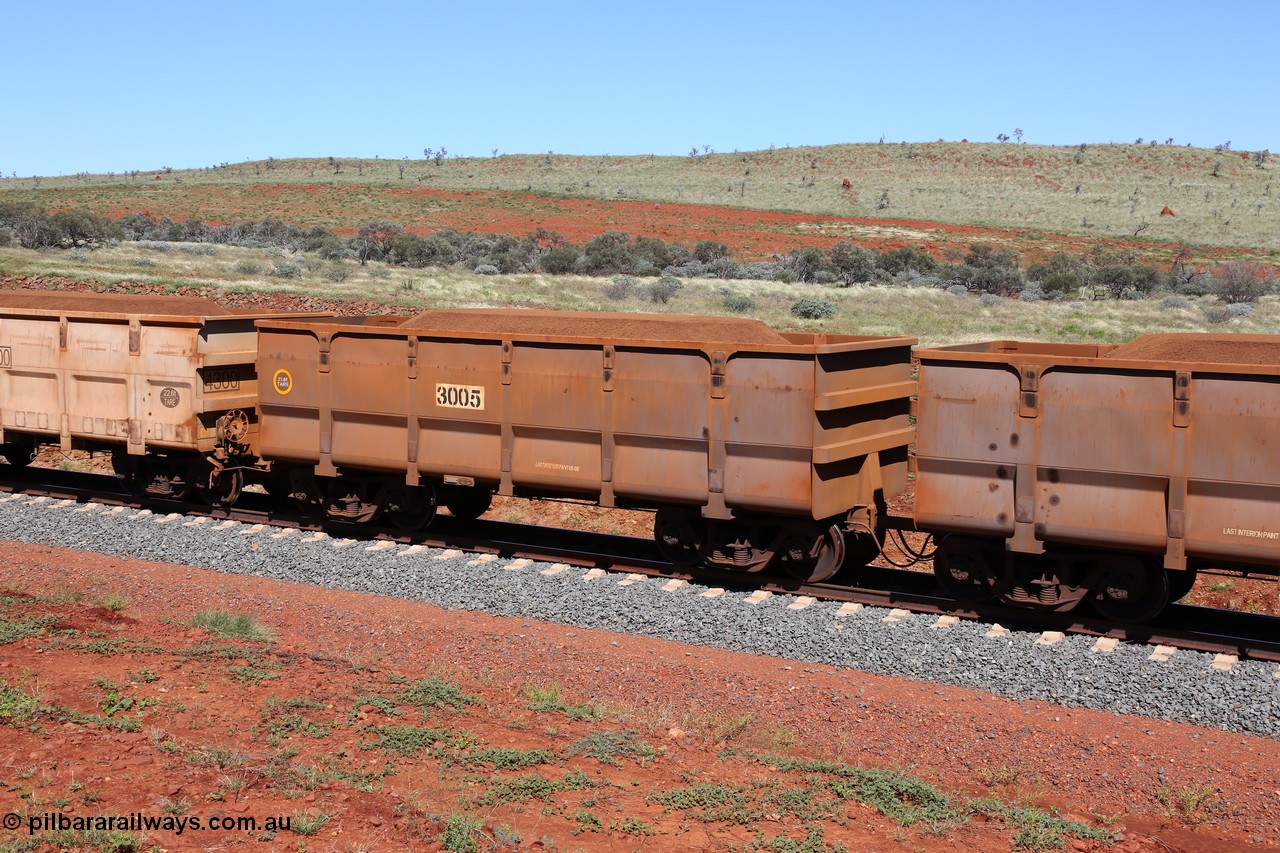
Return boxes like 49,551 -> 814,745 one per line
273,369 -> 293,395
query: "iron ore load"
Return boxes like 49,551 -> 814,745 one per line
255,309 -> 916,581
915,334 -> 1280,622
0,292 -> 330,504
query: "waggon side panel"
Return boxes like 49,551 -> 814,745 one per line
256,327 -> 324,465
915,340 -> 1280,571
255,317 -> 916,522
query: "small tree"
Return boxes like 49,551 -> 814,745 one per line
693,240 -> 731,263
1210,262 -> 1275,303
829,242 -> 878,286
353,221 -> 403,266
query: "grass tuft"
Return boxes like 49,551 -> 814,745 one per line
188,609 -> 274,642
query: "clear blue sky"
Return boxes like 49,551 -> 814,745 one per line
6,0 -> 1277,176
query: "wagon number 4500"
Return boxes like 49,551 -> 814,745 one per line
436,383 -> 484,410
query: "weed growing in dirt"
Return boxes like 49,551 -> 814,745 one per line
571,809 -> 603,835
1156,782 -> 1220,826
566,730 -> 655,767
609,816 -> 655,836
649,782 -> 757,824
94,680 -> 158,718
94,593 -> 128,611
188,609 -> 275,642
0,614 -> 56,645
254,696 -> 331,745
0,680 -> 42,728
473,769 -> 592,807
349,692 -> 400,718
973,799 -> 1114,850
446,746 -> 558,770
396,676 -> 481,711
521,682 -> 603,721
362,724 -> 478,756
744,826 -> 847,853
153,734 -> 248,771
315,756 -> 397,792
1,678 -> 148,734
228,663 -> 280,685
290,810 -> 332,835
440,813 -> 485,852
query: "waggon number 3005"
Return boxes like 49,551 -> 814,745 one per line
435,383 -> 484,410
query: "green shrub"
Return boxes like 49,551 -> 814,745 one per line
790,297 -> 836,319
604,276 -> 639,300
539,245 -> 581,274
877,247 -> 938,275
270,259 -> 302,278
323,264 -> 351,282
723,293 -> 756,313
234,259 -> 263,275
647,276 -> 683,304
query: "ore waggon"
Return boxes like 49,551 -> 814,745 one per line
2,290 -> 1277,623
916,335 -> 1280,622
253,309 -> 916,582
0,292 -> 330,503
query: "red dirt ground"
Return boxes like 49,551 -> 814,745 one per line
29,182 -> 1259,267
3,543 -> 1279,853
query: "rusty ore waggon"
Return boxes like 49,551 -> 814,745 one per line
0,292 -> 330,503
1,289 -> 1276,622
915,337 -> 1280,621
254,309 -> 916,582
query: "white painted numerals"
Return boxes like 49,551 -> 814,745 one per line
435,383 -> 484,410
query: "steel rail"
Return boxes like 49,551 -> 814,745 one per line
3,466 -> 1278,663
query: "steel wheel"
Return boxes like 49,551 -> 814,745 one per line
1091,555 -> 1169,623
653,509 -> 701,567
197,468 -> 243,508
933,536 -> 997,603
778,523 -> 846,583
444,488 -> 491,521
0,443 -> 33,467
1167,568 -> 1198,602
386,485 -> 437,530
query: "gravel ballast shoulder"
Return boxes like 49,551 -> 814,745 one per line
3,497 -> 1277,739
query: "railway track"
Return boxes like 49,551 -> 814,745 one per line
5,464 -> 1280,664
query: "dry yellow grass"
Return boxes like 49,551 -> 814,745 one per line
3,243 -> 1274,348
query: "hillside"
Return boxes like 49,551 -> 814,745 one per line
1,142 -> 1275,262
